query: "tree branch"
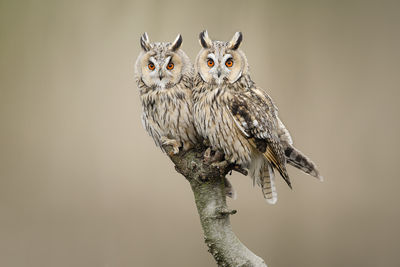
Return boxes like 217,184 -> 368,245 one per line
164,144 -> 267,267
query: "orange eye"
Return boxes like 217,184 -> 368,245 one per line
207,59 -> 214,67
148,63 -> 155,70
225,59 -> 233,67
167,62 -> 174,70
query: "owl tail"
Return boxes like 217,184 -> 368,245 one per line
261,164 -> 277,204
284,146 -> 323,181
249,154 -> 278,204
263,146 -> 292,189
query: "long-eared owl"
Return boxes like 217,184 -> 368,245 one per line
192,31 -> 322,204
135,33 -> 197,154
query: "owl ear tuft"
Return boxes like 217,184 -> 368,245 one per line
199,30 -> 212,48
140,32 -> 151,52
228,32 -> 243,50
169,34 -> 182,51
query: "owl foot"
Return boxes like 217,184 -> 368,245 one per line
203,147 -> 212,162
212,150 -> 224,162
182,141 -> 193,151
161,137 -> 180,155
203,148 -> 224,164
202,138 -> 211,147
211,160 -> 229,169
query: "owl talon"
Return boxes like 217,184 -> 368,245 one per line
203,147 -> 212,163
211,160 -> 229,169
202,138 -> 211,147
211,150 -> 224,162
203,148 -> 225,164
161,137 -> 180,155
182,141 -> 193,151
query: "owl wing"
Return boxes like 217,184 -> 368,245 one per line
254,87 -> 323,181
253,88 -> 294,145
228,90 -> 291,188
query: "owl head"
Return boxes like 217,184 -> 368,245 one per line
135,33 -> 192,89
195,30 -> 249,85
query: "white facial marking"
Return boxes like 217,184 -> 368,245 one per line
163,56 -> 172,69
223,54 -> 232,62
149,57 -> 157,67
207,53 -> 216,61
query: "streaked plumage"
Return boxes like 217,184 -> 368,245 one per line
193,31 -> 322,204
135,33 -> 197,154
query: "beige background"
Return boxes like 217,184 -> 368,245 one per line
1,0 -> 399,266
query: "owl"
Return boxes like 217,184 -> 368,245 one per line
193,31 -> 322,204
135,33 -> 197,155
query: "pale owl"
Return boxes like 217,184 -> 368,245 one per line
135,33 -> 197,154
193,31 -> 322,204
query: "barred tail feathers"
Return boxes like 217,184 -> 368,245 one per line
261,164 -> 277,204
249,155 -> 277,204
264,146 -> 292,189
285,146 -> 323,181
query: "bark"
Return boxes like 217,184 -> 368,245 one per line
164,144 -> 267,267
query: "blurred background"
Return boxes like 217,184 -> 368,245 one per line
1,0 -> 399,266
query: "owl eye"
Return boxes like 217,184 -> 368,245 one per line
148,63 -> 155,71
207,59 -> 214,67
167,62 -> 174,70
225,59 -> 233,68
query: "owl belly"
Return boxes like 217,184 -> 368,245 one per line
141,92 -> 196,149
194,97 -> 252,166
160,99 -> 196,145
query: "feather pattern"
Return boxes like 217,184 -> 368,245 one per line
228,91 -> 291,188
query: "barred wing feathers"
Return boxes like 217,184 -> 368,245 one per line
228,91 -> 292,189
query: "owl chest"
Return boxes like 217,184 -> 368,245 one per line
196,100 -> 232,140
194,91 -> 251,164
149,99 -> 179,129
141,92 -> 191,142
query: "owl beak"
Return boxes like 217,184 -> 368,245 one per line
217,67 -> 222,78
213,67 -> 223,84
158,70 -> 164,80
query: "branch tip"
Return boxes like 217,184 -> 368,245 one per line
218,208 -> 237,217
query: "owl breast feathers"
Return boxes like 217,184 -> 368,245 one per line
135,33 -> 197,154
